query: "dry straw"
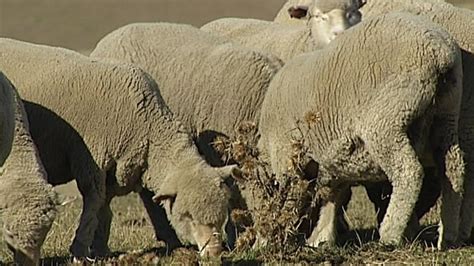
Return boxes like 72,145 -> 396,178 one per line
213,111 -> 323,259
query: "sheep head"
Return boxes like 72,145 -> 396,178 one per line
152,164 -> 242,257
289,0 -> 365,45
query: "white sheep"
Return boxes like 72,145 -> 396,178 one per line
201,0 -> 364,62
275,0 -> 474,247
0,38 -> 238,259
257,12 -> 464,248
358,0 -> 474,248
274,0 -> 365,26
90,22 -> 283,246
0,71 -> 57,265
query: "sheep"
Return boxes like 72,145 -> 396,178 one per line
358,0 -> 474,247
0,71 -> 57,265
0,38 -> 239,259
275,0 -> 474,246
90,22 -> 282,246
200,0 -> 364,62
257,12 -> 465,249
274,0 -> 365,26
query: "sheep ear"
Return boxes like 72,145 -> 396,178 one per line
218,165 -> 245,182
288,5 -> 309,19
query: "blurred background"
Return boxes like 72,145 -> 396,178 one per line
1,0 -> 472,54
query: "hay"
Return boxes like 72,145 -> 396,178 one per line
214,115 -> 323,258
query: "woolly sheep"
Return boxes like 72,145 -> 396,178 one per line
0,38 -> 238,258
200,0 -> 364,62
90,23 -> 282,245
0,72 -> 57,265
358,0 -> 474,247
257,12 -> 464,248
276,0 -> 474,247
274,0 -> 365,26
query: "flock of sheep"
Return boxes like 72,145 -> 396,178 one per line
0,0 -> 473,264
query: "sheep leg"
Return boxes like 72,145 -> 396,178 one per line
70,172 -> 106,258
438,177 -> 463,249
459,172 -> 474,243
306,200 -> 337,247
432,120 -> 466,249
90,196 -> 113,257
138,187 -> 181,249
67,150 -> 106,258
371,135 -> 423,246
307,185 -> 348,247
458,141 -> 474,243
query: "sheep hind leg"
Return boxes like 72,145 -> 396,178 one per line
436,144 -> 464,249
459,178 -> 474,244
369,134 -> 423,246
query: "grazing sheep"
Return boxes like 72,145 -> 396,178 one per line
90,22 -> 282,246
257,12 -> 464,248
0,71 -> 57,265
359,0 -> 474,247
200,0 -> 364,62
0,38 -> 238,258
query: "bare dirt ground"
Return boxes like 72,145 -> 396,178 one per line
1,0 -> 474,264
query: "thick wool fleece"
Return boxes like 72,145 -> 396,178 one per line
0,73 -> 57,265
91,22 -> 282,165
201,18 -> 316,62
258,12 -> 463,247
0,38 -> 232,256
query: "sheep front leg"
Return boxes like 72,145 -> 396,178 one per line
306,185 -> 348,247
372,137 -> 423,246
138,188 -> 181,249
306,200 -> 337,247
70,171 -> 106,258
90,196 -> 113,257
